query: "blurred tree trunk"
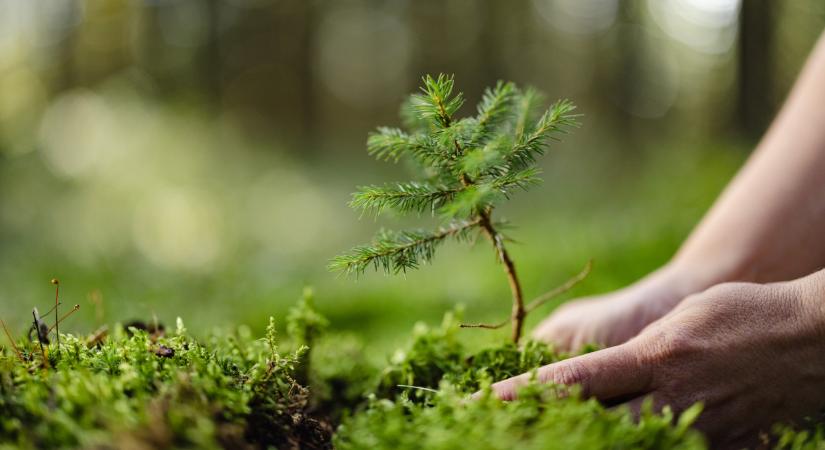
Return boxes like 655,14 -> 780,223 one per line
606,0 -> 646,146
201,0 -> 222,108
737,0 -> 774,140
478,0 -> 504,84
296,1 -> 317,150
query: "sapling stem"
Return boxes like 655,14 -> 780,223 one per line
477,209 -> 525,342
453,126 -> 525,341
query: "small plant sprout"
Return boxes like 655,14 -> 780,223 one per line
31,307 -> 49,366
1,318 -> 23,362
331,74 -> 590,343
12,279 -> 83,367
48,304 -> 80,334
52,278 -> 60,355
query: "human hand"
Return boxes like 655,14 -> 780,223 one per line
490,270 -> 825,449
532,264 -> 704,351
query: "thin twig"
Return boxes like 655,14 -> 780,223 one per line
460,260 -> 592,331
48,305 -> 80,334
85,325 -> 108,347
525,259 -> 592,313
52,279 -> 60,357
397,384 -> 440,394
459,320 -> 507,330
1,319 -> 23,362
41,302 -> 62,318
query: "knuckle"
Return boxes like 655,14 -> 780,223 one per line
532,321 -> 559,340
703,281 -> 757,298
535,320 -> 577,345
552,306 -> 577,322
637,325 -> 696,365
699,283 -> 736,301
662,330 -> 696,356
544,360 -> 589,387
495,385 -> 516,401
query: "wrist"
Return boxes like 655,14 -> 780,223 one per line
668,246 -> 755,290
653,261 -> 721,300
630,263 -> 713,313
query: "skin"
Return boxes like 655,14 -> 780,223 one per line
535,31 -> 825,351
487,272 -> 825,449
490,32 -> 825,446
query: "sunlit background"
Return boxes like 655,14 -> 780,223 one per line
0,0 -> 823,349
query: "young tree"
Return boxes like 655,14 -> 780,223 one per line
331,74 -> 586,343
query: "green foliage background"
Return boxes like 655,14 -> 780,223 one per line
3,2 -> 824,448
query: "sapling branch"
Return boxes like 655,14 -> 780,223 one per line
460,259 -> 593,332
524,260 -> 592,313
477,208 -> 525,342
329,219 -> 483,275
332,74 -> 582,344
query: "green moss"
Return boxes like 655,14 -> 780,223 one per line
309,333 -> 375,422
335,386 -> 706,450
376,310 -> 568,401
342,310 -> 705,449
0,318 -> 330,449
1,303 -> 822,449
774,418 -> 825,450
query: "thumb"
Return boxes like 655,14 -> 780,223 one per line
486,343 -> 652,402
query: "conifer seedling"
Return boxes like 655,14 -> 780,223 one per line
331,74 -> 590,343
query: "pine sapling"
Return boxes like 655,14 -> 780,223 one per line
331,74 -> 590,343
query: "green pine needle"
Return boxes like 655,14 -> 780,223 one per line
439,168 -> 542,218
333,75 -> 578,280
351,182 -> 460,217
506,99 -> 579,171
459,135 -> 510,178
473,81 -> 516,140
367,127 -> 442,164
411,74 -> 465,128
513,87 -> 546,142
329,220 -> 482,276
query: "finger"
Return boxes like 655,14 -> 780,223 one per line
569,333 -> 600,355
544,330 -> 574,353
488,343 -> 652,402
531,319 -> 575,352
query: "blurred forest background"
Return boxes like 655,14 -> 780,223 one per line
0,0 -> 823,349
